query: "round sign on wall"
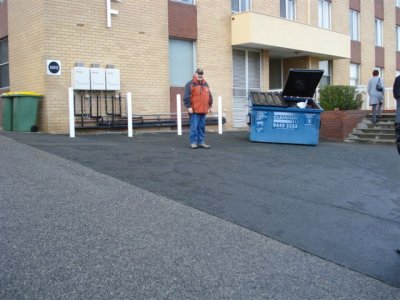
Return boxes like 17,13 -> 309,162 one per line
47,60 -> 62,75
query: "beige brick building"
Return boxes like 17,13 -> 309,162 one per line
0,0 -> 399,133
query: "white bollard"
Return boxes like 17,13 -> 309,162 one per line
127,92 -> 133,137
177,94 -> 182,136
68,87 -> 75,138
218,96 -> 223,134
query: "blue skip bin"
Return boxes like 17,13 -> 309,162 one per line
249,69 -> 324,145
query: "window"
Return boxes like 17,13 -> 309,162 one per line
169,39 -> 194,87
232,49 -> 261,127
350,64 -> 360,86
397,26 -> 400,51
318,0 -> 331,29
349,10 -> 360,41
375,67 -> 384,79
397,0 -> 400,7
319,60 -> 331,87
231,0 -> 251,13
172,0 -> 195,4
375,19 -> 383,47
0,39 -> 9,89
280,0 -> 296,20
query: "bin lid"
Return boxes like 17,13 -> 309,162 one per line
282,69 -> 323,99
1,91 -> 43,98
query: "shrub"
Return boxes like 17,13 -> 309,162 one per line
318,85 -> 363,111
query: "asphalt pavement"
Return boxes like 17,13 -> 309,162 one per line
1,130 -> 400,299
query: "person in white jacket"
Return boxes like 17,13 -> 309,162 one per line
367,70 -> 384,124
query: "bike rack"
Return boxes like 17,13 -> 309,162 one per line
73,91 -> 226,130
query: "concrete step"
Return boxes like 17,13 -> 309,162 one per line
364,123 -> 395,129
365,112 -> 396,117
345,112 -> 396,144
344,137 -> 395,144
348,132 -> 395,140
353,128 -> 395,134
354,121 -> 396,129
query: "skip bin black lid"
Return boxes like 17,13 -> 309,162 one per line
282,69 -> 324,99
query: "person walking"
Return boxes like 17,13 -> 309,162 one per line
367,70 -> 384,124
184,68 -> 213,149
393,74 -> 400,127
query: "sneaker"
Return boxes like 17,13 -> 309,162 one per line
198,143 -> 210,149
190,144 -> 198,149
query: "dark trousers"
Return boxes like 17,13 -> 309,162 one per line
371,102 -> 383,123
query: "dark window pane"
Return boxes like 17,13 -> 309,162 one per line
0,64 -> 10,88
0,39 -> 8,64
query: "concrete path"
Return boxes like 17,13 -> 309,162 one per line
1,131 -> 400,299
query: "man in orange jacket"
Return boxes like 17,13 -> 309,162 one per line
184,68 -> 213,149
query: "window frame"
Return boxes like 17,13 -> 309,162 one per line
397,25 -> 400,51
231,0 -> 252,13
168,39 -> 196,87
375,18 -> 383,47
171,0 -> 195,5
232,48 -> 262,127
349,9 -> 360,41
350,63 -> 360,86
0,38 -> 9,89
280,0 -> 296,21
319,60 -> 332,87
318,0 -> 331,29
375,67 -> 384,80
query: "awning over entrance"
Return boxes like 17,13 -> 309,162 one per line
231,12 -> 350,60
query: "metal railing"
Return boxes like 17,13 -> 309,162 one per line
310,86 -> 395,111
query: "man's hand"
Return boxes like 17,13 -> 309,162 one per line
188,108 -> 193,114
208,108 -> 212,114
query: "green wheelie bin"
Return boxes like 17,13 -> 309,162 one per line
6,92 -> 43,132
1,93 -> 14,131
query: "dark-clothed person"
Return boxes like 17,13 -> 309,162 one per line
396,123 -> 400,155
184,68 -> 213,149
392,75 -> 400,126
367,70 -> 384,124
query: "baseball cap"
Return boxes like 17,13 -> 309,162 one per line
195,68 -> 204,75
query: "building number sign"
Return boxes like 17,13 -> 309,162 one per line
106,0 -> 122,28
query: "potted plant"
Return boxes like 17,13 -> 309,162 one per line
318,85 -> 366,141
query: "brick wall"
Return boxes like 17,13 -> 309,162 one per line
357,0 -> 397,85
252,0 -> 280,16
170,87 -> 185,113
351,41 -> 361,64
168,1 -> 197,40
384,1 -> 396,78
196,0 -> 233,127
8,0 -> 170,133
320,110 -> 367,141
0,0 -> 8,127
5,0 -> 400,133
359,1 -> 375,85
7,0 -> 46,129
0,0 -> 7,38
397,7 -> 400,25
